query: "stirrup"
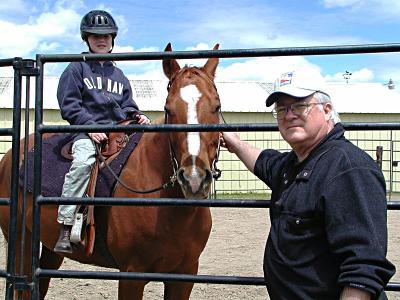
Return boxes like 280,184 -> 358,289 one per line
70,205 -> 87,243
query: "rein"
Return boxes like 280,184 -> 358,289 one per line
96,143 -> 177,195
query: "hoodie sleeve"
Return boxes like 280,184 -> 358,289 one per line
57,63 -> 96,125
120,75 -> 142,118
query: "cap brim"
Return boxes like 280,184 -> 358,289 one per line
265,87 -> 316,107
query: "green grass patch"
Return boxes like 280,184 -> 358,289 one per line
212,192 -> 270,200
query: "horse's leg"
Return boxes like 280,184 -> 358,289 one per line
38,245 -> 64,299
118,279 -> 147,300
10,227 -> 33,300
7,227 -> 62,300
164,281 -> 195,300
163,262 -> 199,300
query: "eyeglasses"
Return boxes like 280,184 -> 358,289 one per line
272,102 -> 324,120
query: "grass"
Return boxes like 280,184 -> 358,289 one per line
213,192 -> 400,202
212,192 -> 270,200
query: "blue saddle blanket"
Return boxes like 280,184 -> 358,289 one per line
19,132 -> 143,197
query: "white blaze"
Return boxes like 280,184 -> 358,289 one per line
180,84 -> 201,156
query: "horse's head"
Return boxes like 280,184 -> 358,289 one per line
163,43 -> 221,199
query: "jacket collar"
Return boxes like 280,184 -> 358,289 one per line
82,51 -> 114,67
290,123 -> 345,164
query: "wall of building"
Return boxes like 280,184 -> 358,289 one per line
1,109 -> 399,195
214,112 -> 400,195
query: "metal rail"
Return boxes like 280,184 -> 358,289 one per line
0,129 -> 13,136
23,43 -> 400,299
38,122 -> 400,134
35,269 -> 400,291
0,198 -> 10,206
37,196 -> 400,210
37,43 -> 400,63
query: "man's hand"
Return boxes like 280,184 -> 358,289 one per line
220,132 -> 242,154
220,132 -> 262,174
340,287 -> 371,300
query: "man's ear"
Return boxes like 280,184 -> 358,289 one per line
324,103 -> 333,121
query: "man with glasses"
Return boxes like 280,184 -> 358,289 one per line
221,70 -> 395,300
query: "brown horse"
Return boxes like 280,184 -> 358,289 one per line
0,43 -> 221,299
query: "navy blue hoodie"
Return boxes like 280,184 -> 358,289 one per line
57,59 -> 141,128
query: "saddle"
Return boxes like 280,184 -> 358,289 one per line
61,125 -> 131,164
61,119 -> 136,255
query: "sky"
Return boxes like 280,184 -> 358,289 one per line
2,0 -> 400,85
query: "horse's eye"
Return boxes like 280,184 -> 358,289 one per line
215,105 -> 221,113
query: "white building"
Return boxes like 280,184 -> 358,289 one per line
0,77 -> 399,194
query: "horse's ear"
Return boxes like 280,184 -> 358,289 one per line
203,44 -> 220,79
165,42 -> 172,52
163,43 -> 181,80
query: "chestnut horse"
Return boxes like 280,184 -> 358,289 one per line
0,43 -> 221,299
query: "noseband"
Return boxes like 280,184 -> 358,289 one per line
164,109 -> 222,181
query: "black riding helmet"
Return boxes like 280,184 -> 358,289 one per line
80,10 -> 118,51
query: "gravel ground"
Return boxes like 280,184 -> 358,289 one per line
0,208 -> 399,299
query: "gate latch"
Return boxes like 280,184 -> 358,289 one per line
13,58 -> 40,76
9,274 -> 32,291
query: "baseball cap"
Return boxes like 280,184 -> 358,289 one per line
265,69 -> 329,107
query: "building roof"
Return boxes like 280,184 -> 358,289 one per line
0,76 -> 399,114
327,82 -> 400,114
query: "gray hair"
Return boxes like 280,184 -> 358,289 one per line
313,92 -> 341,124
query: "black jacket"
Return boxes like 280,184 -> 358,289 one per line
254,123 -> 395,300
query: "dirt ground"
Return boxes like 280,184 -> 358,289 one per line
0,208 -> 399,299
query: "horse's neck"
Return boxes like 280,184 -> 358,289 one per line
145,131 -> 171,166
113,130 -> 207,222
124,131 -> 174,188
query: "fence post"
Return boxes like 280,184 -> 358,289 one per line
5,58 -> 23,300
376,146 -> 383,170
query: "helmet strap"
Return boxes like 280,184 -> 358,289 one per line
109,37 -> 115,53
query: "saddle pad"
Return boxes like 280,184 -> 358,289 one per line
19,132 -> 143,197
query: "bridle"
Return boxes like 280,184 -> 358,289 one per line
101,66 -> 224,194
165,66 -> 224,181
164,108 -> 223,182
